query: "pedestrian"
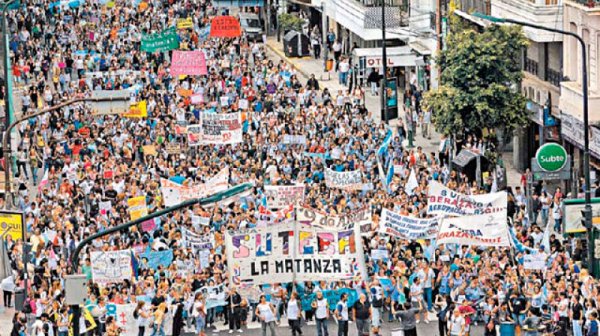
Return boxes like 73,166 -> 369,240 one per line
1,275 -> 14,308
353,294 -> 371,336
134,301 -> 149,336
448,309 -> 466,336
393,301 -> 422,336
367,68 -> 381,96
335,293 -> 349,336
151,302 -> 167,336
228,287 -> 243,333
338,58 -> 349,86
256,295 -> 277,336
287,292 -> 303,336
422,108 -> 432,139
313,291 -> 329,336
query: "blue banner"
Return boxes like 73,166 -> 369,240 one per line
139,249 -> 173,270
301,288 -> 359,311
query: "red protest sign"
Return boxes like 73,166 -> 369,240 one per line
210,16 -> 241,38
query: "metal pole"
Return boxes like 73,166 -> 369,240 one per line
473,13 -> 595,277
1,0 -> 15,207
380,0 -> 388,123
3,96 -> 128,208
19,211 -> 26,307
70,183 -> 253,336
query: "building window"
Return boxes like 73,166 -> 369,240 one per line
547,68 -> 562,87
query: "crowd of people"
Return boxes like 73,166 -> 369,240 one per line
0,1 -> 593,336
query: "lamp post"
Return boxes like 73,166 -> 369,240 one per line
69,182 -> 253,336
473,12 -> 594,276
2,0 -> 15,126
380,0 -> 389,124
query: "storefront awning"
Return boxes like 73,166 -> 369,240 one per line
353,46 -> 417,68
408,40 -> 432,56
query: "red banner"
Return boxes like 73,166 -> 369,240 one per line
210,16 -> 241,38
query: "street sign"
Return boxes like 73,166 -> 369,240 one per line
535,143 -> 568,172
531,156 -> 571,181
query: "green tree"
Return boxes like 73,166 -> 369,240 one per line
278,13 -> 305,32
424,24 -> 529,140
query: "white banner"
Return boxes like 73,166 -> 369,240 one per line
282,135 -> 307,145
90,250 -> 133,285
190,112 -> 243,145
378,208 -> 439,240
226,221 -> 367,285
160,168 -> 229,206
264,185 -> 305,209
296,205 -> 372,231
371,249 -> 389,260
106,304 -> 137,336
523,253 -> 547,270
324,168 -> 363,190
427,181 -> 507,216
437,213 -> 510,247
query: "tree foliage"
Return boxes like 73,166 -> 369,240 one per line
278,13 -> 305,32
423,24 -> 529,137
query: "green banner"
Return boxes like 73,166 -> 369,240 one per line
141,27 -> 179,53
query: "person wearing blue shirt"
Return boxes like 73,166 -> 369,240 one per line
587,312 -> 598,336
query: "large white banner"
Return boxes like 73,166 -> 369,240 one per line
523,253 -> 547,270
437,213 -> 510,247
187,113 -> 243,145
324,168 -> 363,190
226,221 -> 367,285
160,168 -> 229,206
378,208 -> 439,240
106,304 -> 136,336
427,181 -> 507,216
90,250 -> 133,285
296,205 -> 372,232
264,185 -> 305,209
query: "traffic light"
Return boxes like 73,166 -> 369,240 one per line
582,208 -> 594,229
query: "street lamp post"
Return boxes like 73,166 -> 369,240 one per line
2,0 -> 16,126
69,183 -> 253,336
380,0 -> 389,124
473,12 -> 594,276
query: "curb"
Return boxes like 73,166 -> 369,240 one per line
265,41 -> 311,80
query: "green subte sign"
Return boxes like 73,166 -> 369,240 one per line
536,143 -> 567,172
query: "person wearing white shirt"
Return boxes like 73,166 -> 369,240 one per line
287,292 -> 303,336
312,291 -> 329,336
256,295 -> 277,336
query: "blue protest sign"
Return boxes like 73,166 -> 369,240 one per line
139,249 -> 173,270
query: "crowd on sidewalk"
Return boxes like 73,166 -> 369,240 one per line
0,1 -> 595,336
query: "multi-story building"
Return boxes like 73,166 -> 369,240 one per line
560,0 -> 600,181
492,0 -> 563,172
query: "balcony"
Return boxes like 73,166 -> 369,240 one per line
455,0 -> 491,14
325,0 -> 409,41
524,58 -> 539,76
491,0 -> 563,42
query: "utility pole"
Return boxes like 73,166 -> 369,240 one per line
380,0 -> 389,123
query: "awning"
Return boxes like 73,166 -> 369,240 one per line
353,46 -> 417,68
408,40 -> 433,56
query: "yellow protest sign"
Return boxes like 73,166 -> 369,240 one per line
123,100 -> 147,118
69,307 -> 97,336
0,211 -> 23,241
177,17 -> 193,29
127,196 -> 148,221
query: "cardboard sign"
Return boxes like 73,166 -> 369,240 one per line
142,145 -> 158,156
123,100 -> 147,118
176,88 -> 193,97
263,185 -> 305,209
324,168 -> 363,191
165,143 -> 181,155
171,50 -> 208,76
177,17 -> 193,29
91,250 -> 133,285
210,16 -> 241,38
103,170 -> 114,179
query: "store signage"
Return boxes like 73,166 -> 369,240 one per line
535,143 -> 567,172
561,112 -> 600,158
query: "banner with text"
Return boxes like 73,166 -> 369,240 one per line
106,304 -> 136,336
160,168 -> 229,206
210,16 -> 241,38
170,50 -> 207,76
91,250 -> 133,285
226,221 -> 367,285
437,213 -> 510,247
427,181 -> 507,217
324,168 -> 363,190
378,208 -> 439,240
141,26 -> 179,53
296,205 -> 372,232
264,185 -> 305,209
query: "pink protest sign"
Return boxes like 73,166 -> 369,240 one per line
170,50 -> 208,76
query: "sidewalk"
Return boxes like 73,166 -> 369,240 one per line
264,37 -> 522,187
